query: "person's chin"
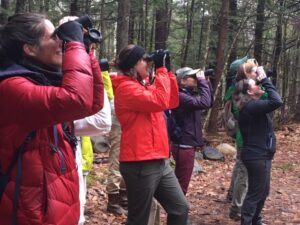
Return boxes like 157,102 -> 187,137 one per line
141,72 -> 149,79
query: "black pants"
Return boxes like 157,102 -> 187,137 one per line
241,160 -> 271,225
120,159 -> 189,225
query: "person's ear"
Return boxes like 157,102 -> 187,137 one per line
247,89 -> 254,96
23,44 -> 38,57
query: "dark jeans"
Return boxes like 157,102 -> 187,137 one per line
171,145 -> 195,195
120,159 -> 189,225
241,160 -> 271,225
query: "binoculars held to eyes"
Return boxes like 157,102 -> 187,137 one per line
76,15 -> 102,44
146,49 -> 170,62
204,69 -> 215,77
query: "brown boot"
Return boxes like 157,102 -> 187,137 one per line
107,193 -> 127,215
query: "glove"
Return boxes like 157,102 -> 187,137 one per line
152,49 -> 171,71
56,21 -> 84,43
164,51 -> 171,71
99,58 -> 109,71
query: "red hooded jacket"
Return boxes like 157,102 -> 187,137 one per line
111,68 -> 179,162
0,42 -> 104,225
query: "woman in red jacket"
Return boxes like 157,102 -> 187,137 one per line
111,45 -> 189,225
0,13 -> 103,225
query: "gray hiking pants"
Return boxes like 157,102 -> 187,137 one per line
120,159 -> 189,225
229,148 -> 248,215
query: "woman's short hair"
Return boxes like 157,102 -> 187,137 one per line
0,13 -> 46,67
236,60 -> 258,82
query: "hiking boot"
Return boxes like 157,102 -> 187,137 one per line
107,193 -> 127,215
229,210 -> 241,221
119,190 -> 128,210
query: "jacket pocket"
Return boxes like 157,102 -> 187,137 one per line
266,133 -> 276,154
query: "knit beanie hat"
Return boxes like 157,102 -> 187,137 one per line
118,45 -> 146,71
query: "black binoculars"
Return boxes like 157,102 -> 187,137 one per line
204,68 -> 215,77
146,49 -> 170,62
76,15 -> 102,43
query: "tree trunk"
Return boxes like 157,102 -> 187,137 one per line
70,0 -> 81,16
149,10 -> 155,51
272,0 -> 285,87
294,34 -> 300,120
144,0 -> 150,50
39,0 -> 50,13
99,0 -> 106,57
207,0 -> 229,134
116,0 -> 130,54
85,0 -> 92,14
228,0 -> 237,67
0,0 -> 10,24
128,1 -> 135,44
181,0 -> 195,67
203,3 -> 212,66
154,0 -> 169,50
137,1 -> 145,46
15,0 -> 26,13
197,2 -> 205,66
254,0 -> 266,65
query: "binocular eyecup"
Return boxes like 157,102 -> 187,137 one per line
76,15 -> 102,43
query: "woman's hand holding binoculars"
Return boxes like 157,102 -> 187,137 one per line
56,21 -> 84,44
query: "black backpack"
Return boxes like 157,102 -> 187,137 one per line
164,110 -> 182,142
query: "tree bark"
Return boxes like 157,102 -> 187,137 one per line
294,34 -> 300,120
203,2 -> 212,67
116,0 -> 130,54
128,1 -> 135,44
254,0 -> 266,65
70,0 -> 80,16
228,0 -> 237,67
154,0 -> 169,50
85,0 -> 92,14
272,0 -> 285,87
207,0 -> 229,134
99,0 -> 106,57
0,0 -> 10,24
181,0 -> 195,67
15,0 -> 26,13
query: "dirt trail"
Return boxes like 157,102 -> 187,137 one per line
85,124 -> 300,225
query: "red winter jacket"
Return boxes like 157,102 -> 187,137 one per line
0,42 -> 104,225
111,68 -> 179,162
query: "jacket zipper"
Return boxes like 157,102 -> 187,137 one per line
50,144 -> 66,174
51,125 -> 66,174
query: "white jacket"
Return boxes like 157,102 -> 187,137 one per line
74,90 -> 112,136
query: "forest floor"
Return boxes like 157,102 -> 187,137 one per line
84,123 -> 300,225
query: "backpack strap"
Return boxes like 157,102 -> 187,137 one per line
12,130 -> 36,225
0,131 -> 36,225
